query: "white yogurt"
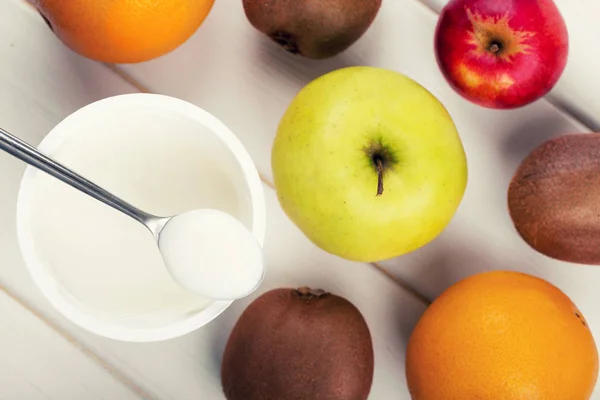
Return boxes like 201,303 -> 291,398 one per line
158,209 -> 264,300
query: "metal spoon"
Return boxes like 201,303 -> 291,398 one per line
0,126 -> 264,301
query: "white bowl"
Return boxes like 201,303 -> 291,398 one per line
16,93 -> 266,342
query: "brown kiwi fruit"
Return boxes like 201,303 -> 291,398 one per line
220,287 -> 374,400
241,0 -> 382,59
507,133 -> 600,264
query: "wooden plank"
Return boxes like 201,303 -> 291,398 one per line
0,289 -> 142,400
0,1 -> 428,399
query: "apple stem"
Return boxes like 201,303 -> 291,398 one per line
376,158 -> 384,196
489,43 -> 500,53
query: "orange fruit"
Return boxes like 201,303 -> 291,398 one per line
29,0 -> 215,63
406,270 -> 599,399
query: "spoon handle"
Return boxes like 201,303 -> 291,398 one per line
0,126 -> 154,226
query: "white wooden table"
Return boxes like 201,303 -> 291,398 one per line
1,0 -> 599,398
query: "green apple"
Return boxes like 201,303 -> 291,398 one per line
271,66 -> 468,263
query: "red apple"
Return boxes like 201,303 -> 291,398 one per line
434,0 -> 569,109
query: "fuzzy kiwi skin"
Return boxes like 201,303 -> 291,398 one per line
242,0 -> 382,59
220,287 -> 374,400
507,133 -> 600,264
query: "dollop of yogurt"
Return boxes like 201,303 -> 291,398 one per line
158,209 -> 264,300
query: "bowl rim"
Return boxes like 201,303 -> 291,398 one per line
15,93 -> 267,342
